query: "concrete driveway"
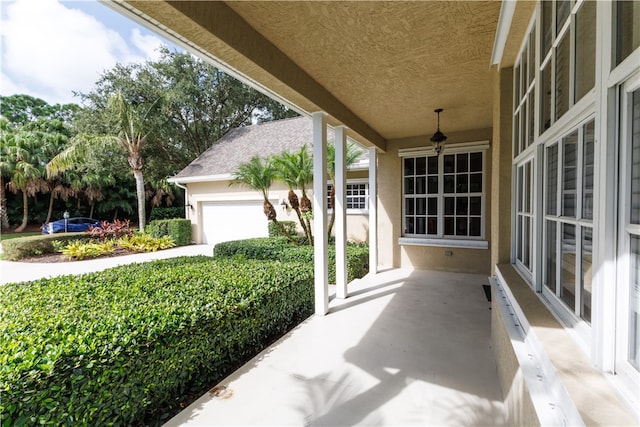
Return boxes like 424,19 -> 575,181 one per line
0,244 -> 214,284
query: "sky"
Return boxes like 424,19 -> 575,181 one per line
0,0 -> 178,106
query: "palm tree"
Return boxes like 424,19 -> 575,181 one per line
327,141 -> 364,239
272,145 -> 314,244
48,92 -> 158,231
231,155 -> 299,245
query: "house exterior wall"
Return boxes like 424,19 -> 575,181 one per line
184,174 -> 369,244
377,128 -> 493,275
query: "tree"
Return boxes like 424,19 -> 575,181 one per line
272,146 -> 314,244
231,156 -> 298,245
48,93 -> 159,231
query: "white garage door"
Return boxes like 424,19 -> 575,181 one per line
201,200 -> 269,245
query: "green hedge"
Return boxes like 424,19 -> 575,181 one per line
0,233 -> 88,261
149,207 -> 184,221
214,237 -> 369,283
147,219 -> 191,246
0,257 -> 313,426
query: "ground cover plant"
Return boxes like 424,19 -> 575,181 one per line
0,257 -> 314,426
214,237 -> 369,283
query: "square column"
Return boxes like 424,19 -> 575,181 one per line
334,126 -> 348,299
369,147 -> 378,274
312,112 -> 329,315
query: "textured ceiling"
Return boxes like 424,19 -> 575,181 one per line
227,1 -> 501,140
118,1 -> 501,148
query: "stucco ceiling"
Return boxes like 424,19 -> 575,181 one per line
116,1 -> 502,150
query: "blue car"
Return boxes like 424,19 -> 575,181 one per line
42,217 -> 102,234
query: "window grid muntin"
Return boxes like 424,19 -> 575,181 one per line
327,182 -> 369,212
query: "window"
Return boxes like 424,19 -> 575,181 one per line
400,146 -> 486,243
514,25 -> 536,158
326,182 -> 368,213
544,119 -> 594,323
614,0 -> 640,67
540,0 -> 595,132
516,159 -> 534,273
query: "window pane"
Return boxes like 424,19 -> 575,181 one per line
546,220 -> 557,293
404,158 -> 414,176
528,29 -> 536,86
528,93 -> 535,147
427,218 -> 437,235
616,0 -> 640,66
416,198 -> 426,215
555,33 -> 570,121
445,197 -> 455,215
541,61 -> 552,132
416,176 -> 426,194
456,174 -> 468,193
444,175 -> 455,193
470,217 -> 481,237
524,161 -> 532,213
470,173 -> 482,193
427,198 -> 437,215
514,110 -> 521,156
416,157 -> 426,175
561,223 -> 576,311
444,155 -> 455,173
629,235 -> 640,370
547,145 -> 559,215
575,0 -> 596,102
582,227 -> 593,323
456,153 -> 468,172
404,177 -> 414,195
517,217 -> 523,261
631,90 -> 640,224
470,197 -> 482,216
406,198 -> 415,215
470,152 -> 482,172
521,103 -> 527,151
563,132 -> 578,217
583,120 -> 595,220
515,64 -> 521,102
456,217 -> 468,236
556,0 -> 570,35
427,176 -> 438,194
416,217 -> 426,235
444,217 -> 454,235
427,156 -> 438,174
542,0 -> 553,58
524,216 -> 531,268
456,197 -> 468,215
406,217 -> 415,234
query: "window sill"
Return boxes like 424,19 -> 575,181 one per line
398,237 -> 488,249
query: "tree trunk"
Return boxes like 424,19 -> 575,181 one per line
328,185 -> 336,240
89,202 -> 95,219
133,168 -> 146,232
14,191 -> 28,232
45,191 -> 55,224
263,199 -> 298,246
0,177 -> 10,230
288,189 -> 312,244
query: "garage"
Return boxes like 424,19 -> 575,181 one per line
200,200 -> 269,245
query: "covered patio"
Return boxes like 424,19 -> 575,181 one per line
166,269 -> 504,426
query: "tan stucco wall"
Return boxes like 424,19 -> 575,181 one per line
377,128 -> 493,274
491,66 -> 514,274
184,176 -> 369,244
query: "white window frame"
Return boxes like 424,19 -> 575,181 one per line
398,141 -> 489,249
326,179 -> 369,215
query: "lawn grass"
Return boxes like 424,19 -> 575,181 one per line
0,231 -> 41,241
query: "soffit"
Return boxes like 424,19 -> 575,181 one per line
118,1 -> 501,147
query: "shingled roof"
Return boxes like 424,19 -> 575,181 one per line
170,116 -> 367,182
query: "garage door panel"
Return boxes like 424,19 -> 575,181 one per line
201,201 -> 268,245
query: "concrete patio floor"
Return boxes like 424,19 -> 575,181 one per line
166,268 -> 506,426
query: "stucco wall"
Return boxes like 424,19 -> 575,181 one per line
377,128 -> 493,274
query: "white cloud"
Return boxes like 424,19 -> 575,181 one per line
0,0 -> 165,105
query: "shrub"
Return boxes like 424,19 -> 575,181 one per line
268,220 -> 298,238
60,240 -> 116,260
150,207 -> 184,220
148,219 -> 191,246
0,257 -> 313,426
0,233 -> 88,261
118,234 -> 176,252
89,219 -> 134,241
214,237 -> 369,283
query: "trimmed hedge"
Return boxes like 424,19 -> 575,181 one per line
149,207 -> 184,221
147,219 -> 191,246
0,257 -> 313,426
214,237 -> 369,283
268,220 -> 298,238
0,233 -> 87,261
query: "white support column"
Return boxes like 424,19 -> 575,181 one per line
368,146 -> 378,274
335,126 -> 348,299
312,112 -> 329,315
